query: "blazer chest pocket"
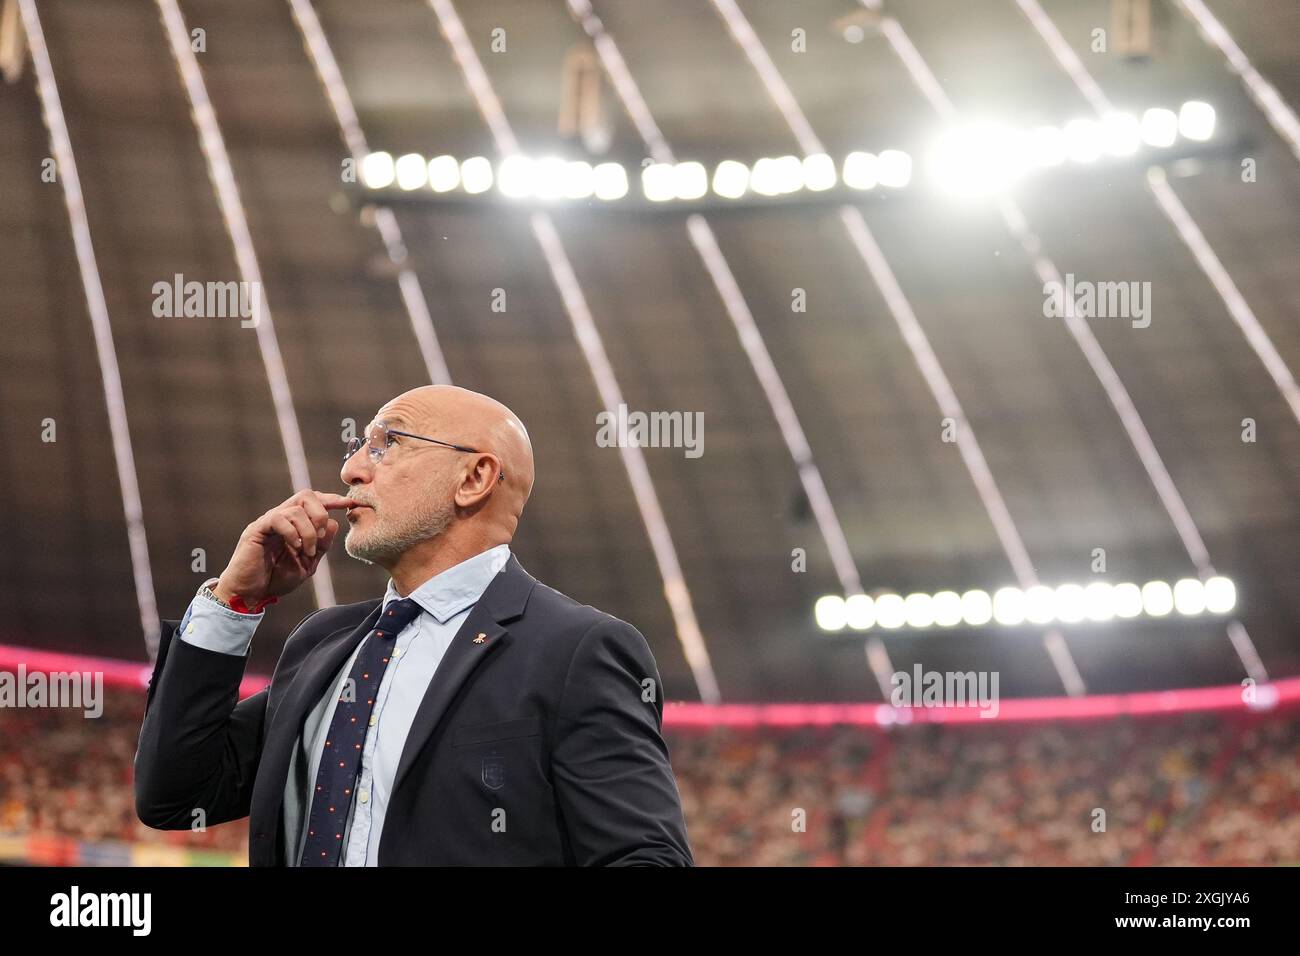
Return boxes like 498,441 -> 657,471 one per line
452,715 -> 542,748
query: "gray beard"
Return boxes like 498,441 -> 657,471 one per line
345,500 -> 454,566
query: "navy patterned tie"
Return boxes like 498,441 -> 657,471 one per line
301,597 -> 423,866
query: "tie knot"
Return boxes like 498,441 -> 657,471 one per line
375,597 -> 421,638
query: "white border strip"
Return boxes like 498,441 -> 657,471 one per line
156,0 -> 334,607
712,0 -> 1085,694
18,0 -> 161,655
428,0 -> 720,703
286,0 -> 452,386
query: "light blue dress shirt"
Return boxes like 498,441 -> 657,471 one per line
175,543 -> 512,865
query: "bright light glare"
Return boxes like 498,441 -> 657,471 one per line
877,149 -> 912,187
563,161 -> 595,200
593,162 -> 628,200
876,593 -> 907,629
1113,582 -> 1144,618
673,161 -> 708,200
498,155 -> 537,198
1063,118 -> 1102,163
903,592 -> 935,628
642,162 -> 676,202
961,590 -> 993,626
460,156 -> 493,193
1029,126 -> 1066,167
1142,580 -> 1174,617
533,157 -> 568,200
1204,576 -> 1236,614
1141,108 -> 1179,147
750,158 -> 781,196
993,587 -> 1026,626
1024,585 -> 1055,624
361,151 -> 395,189
802,153 -> 837,191
428,155 -> 460,192
842,151 -> 879,190
712,160 -> 749,199
1179,101 -> 1216,141
373,108 -> 1208,205
1173,578 -> 1206,615
811,576 -> 1234,633
395,153 -> 428,191
1054,583 -> 1087,624
845,594 -> 875,630
932,591 -> 963,627
773,155 -> 804,193
1101,112 -> 1141,156
814,595 -> 847,631
751,156 -> 805,196
931,125 -> 1025,195
1083,581 -> 1115,622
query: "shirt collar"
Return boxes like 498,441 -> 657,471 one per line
382,544 -> 512,624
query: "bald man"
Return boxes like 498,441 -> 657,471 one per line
135,386 -> 693,866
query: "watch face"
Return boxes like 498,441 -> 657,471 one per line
199,582 -> 228,606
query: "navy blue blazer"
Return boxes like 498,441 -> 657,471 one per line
134,555 -> 694,866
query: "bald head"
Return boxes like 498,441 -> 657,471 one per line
378,384 -> 535,525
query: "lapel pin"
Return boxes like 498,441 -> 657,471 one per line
473,633 -> 488,644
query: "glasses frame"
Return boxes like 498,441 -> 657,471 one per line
344,419 -> 480,465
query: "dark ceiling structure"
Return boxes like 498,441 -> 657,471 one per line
2,0 -> 1298,703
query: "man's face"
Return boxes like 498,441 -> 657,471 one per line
339,416 -> 459,566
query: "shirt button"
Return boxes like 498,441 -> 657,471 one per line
358,790 -> 369,804
185,623 -> 195,634
368,715 -> 377,727
391,649 -> 402,659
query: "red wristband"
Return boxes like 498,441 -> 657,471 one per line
230,594 -> 279,614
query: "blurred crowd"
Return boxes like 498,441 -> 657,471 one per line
2,686 -> 1297,865
670,712 -> 1300,865
0,690 -> 247,855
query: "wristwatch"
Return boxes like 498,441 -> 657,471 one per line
197,577 -> 234,609
197,578 -> 278,615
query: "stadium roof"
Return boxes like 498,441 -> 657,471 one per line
3,0 -> 1298,701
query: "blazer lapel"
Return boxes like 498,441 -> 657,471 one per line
389,555 -> 537,797
250,602 -> 382,845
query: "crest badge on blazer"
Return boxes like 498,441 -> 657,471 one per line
482,753 -> 506,790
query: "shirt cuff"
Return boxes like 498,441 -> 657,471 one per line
175,594 -> 264,657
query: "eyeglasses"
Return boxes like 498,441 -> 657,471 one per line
343,419 -> 479,465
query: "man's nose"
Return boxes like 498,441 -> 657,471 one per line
340,446 -> 373,486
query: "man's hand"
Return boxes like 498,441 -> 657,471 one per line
213,490 -> 355,605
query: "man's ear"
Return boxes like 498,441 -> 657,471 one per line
455,453 -> 503,508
